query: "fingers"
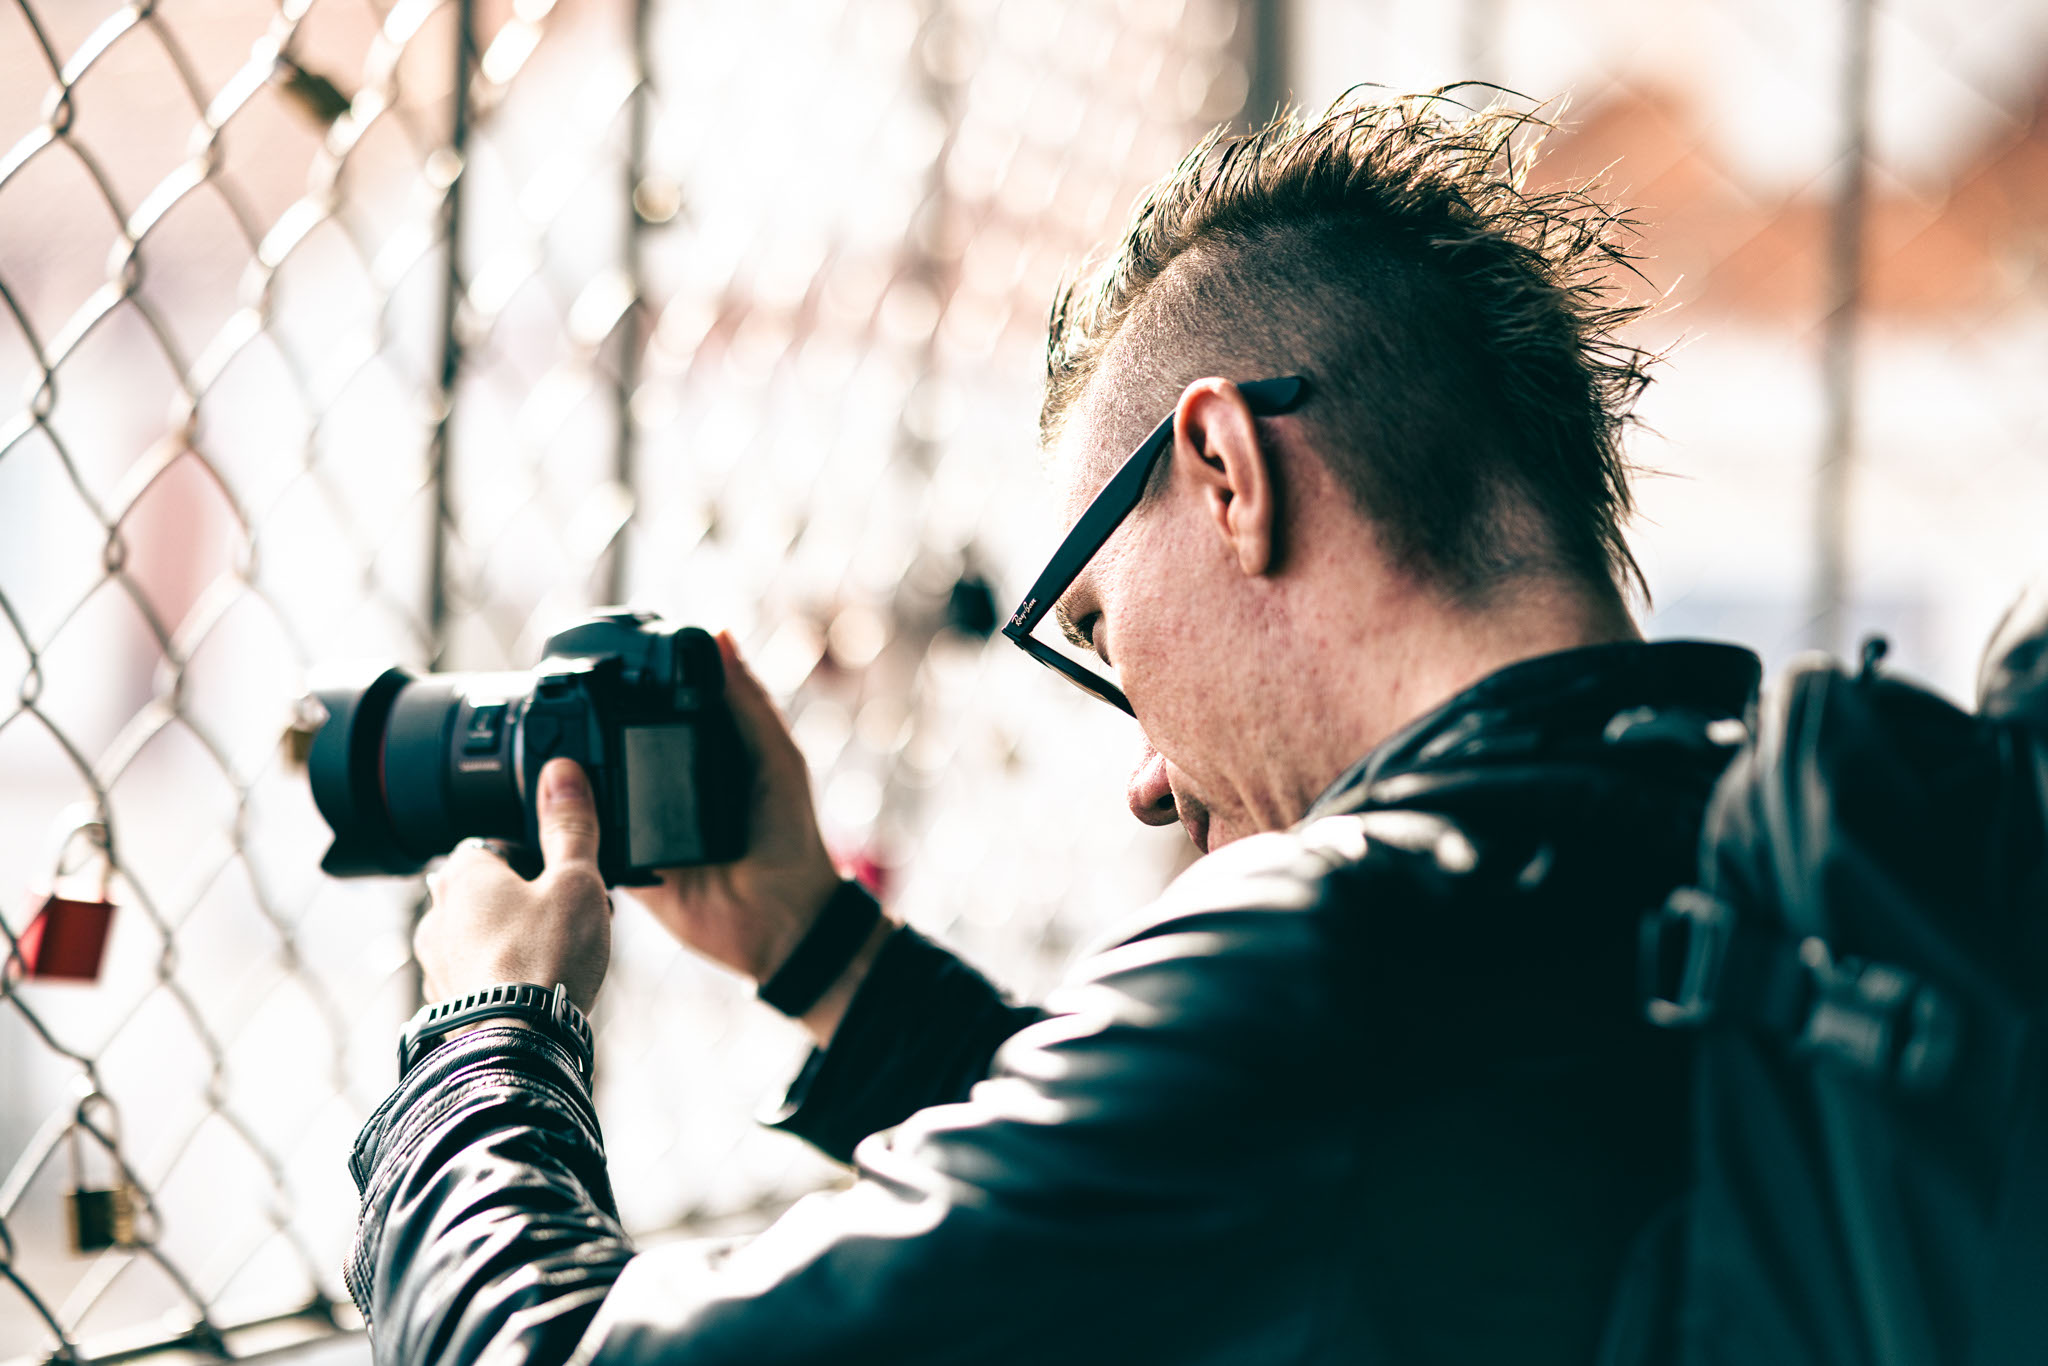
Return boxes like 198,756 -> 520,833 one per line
714,631 -> 808,780
714,630 -> 776,727
537,757 -> 601,870
432,839 -> 510,901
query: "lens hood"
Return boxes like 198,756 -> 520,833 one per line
308,664 -> 426,877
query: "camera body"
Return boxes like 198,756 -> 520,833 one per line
307,611 -> 749,887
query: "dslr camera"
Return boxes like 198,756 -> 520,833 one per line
304,611 -> 750,887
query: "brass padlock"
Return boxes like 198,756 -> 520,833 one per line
281,694 -> 328,772
67,1185 -> 135,1254
65,1095 -> 141,1256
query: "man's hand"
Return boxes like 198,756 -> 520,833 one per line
629,631 -> 892,1044
416,758 -> 611,1013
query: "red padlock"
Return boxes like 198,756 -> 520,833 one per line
10,814 -> 117,984
15,895 -> 117,981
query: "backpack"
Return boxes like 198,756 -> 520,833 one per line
1603,588 -> 2048,1366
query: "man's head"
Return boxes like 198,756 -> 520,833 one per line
1037,91 -> 1655,850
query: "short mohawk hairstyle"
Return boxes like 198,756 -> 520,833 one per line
1043,87 -> 1657,603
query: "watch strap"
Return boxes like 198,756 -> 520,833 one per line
398,981 -> 594,1083
758,880 -> 882,1018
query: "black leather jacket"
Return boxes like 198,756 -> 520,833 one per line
345,640 -> 1760,1366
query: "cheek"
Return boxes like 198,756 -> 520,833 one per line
1105,516 -> 1238,767
1115,599 -> 1227,778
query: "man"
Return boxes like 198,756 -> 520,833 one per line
346,94 -> 1758,1365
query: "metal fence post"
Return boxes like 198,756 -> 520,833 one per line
1241,0 -> 1291,129
605,0 -> 654,608
1812,0 -> 1875,655
427,0 -> 478,670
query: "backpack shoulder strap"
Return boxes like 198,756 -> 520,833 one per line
1970,1049 -> 2048,1366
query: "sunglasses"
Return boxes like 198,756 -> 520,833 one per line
1002,376 -> 1310,715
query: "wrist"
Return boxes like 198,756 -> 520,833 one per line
758,880 -> 881,1012
755,879 -> 895,1044
754,865 -> 849,982
399,982 -> 593,1083
799,914 -> 895,1048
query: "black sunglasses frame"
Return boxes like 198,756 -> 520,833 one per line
1002,375 -> 1309,715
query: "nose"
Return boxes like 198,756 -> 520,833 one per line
1127,741 -> 1178,827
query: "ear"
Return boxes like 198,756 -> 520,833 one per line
1172,377 -> 1280,577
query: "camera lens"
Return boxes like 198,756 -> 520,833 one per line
307,666 -> 417,876
307,668 -> 528,877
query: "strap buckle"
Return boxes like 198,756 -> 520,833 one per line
1794,937 -> 1960,1093
1640,887 -> 1733,1029
1640,889 -> 1962,1093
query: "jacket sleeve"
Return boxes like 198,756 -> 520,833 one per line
764,925 -> 1047,1162
344,1026 -> 635,1366
348,832 -> 1354,1366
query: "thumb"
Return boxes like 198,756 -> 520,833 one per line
537,757 -> 600,870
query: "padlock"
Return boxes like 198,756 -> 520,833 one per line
67,1184 -> 136,1255
11,811 -> 117,983
281,693 -> 328,772
64,1095 -> 142,1256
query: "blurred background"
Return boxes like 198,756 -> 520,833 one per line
1,0 -> 2042,1361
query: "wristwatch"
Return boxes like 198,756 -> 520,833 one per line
397,981 -> 594,1084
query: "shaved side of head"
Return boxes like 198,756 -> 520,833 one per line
1045,91 -> 1657,607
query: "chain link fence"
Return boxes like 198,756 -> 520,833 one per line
1,0 -> 1252,1358
6,0 -> 2046,1362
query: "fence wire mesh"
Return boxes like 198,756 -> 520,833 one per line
0,0 -> 1250,1358
4,0 -> 2045,1362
